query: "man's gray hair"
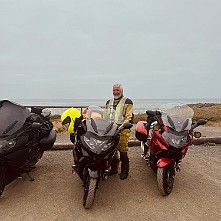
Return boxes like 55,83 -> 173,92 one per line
113,83 -> 123,91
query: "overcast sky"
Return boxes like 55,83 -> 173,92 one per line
0,0 -> 221,100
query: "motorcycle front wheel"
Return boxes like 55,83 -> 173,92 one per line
83,177 -> 98,209
157,166 -> 174,196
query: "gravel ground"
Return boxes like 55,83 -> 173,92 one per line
0,145 -> 221,221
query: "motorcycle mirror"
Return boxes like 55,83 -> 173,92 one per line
122,122 -> 133,130
146,110 -> 155,117
197,119 -> 207,126
31,122 -> 42,128
155,110 -> 162,116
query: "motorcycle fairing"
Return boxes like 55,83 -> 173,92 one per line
86,118 -> 117,137
162,130 -> 191,149
0,165 -> 18,186
157,157 -> 172,167
148,130 -> 169,152
81,118 -> 118,155
156,112 -> 192,149
80,132 -> 116,155
149,131 -> 185,160
4,148 -> 30,168
0,133 -> 29,156
150,137 -> 168,151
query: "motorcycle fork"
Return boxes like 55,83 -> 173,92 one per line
82,167 -> 100,189
169,160 -> 176,177
82,167 -> 89,187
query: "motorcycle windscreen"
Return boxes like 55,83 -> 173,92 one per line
0,100 -> 31,136
86,118 -> 117,136
161,115 -> 192,132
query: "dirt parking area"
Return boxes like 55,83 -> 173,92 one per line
0,145 -> 221,221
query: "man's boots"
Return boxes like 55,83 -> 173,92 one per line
109,156 -> 119,176
120,152 -> 129,180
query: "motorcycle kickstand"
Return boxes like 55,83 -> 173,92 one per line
26,173 -> 34,181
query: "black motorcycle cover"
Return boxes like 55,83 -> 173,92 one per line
0,100 -> 31,137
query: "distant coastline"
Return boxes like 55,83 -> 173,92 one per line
51,103 -> 221,134
10,98 -> 221,115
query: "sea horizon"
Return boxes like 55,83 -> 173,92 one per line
6,97 -> 220,115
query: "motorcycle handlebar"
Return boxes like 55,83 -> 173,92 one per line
146,110 -> 162,117
146,110 -> 163,128
115,122 -> 133,135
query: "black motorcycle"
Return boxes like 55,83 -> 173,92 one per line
61,106 -> 132,208
0,100 -> 56,197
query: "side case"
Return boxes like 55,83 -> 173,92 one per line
135,121 -> 148,142
39,130 -> 57,151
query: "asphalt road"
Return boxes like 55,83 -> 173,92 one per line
0,145 -> 221,221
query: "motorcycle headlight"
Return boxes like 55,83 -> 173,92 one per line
83,137 -> 113,153
0,140 -> 16,155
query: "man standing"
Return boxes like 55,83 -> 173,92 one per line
106,83 -> 134,180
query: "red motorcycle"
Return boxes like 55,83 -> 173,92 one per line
135,104 -> 207,195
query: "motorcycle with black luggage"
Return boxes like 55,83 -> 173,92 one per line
61,106 -> 132,209
0,100 -> 56,197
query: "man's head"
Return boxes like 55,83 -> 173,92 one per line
113,83 -> 123,99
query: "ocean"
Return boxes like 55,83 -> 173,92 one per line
12,98 -> 221,115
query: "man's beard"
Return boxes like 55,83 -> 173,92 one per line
114,94 -> 122,99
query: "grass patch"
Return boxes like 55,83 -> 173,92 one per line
188,103 -> 221,122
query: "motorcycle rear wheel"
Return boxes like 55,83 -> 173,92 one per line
83,177 -> 97,209
157,166 -> 174,196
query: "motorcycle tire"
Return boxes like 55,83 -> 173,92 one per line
157,166 -> 174,196
0,173 -> 5,197
83,177 -> 97,209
